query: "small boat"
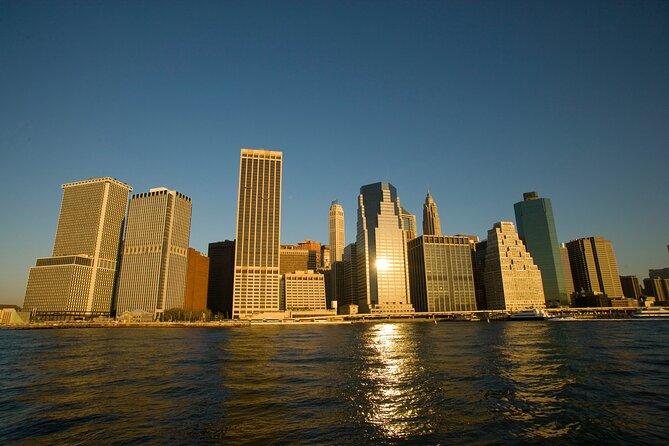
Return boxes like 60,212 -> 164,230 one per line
509,308 -> 549,321
632,308 -> 669,318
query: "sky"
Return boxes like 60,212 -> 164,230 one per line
1,0 -> 668,305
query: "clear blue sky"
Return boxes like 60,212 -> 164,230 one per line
1,1 -> 668,305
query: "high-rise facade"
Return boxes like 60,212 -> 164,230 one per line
643,277 -> 669,301
407,235 -> 477,312
649,268 -> 669,280
422,192 -> 442,236
400,207 -> 417,241
279,245 -> 310,274
328,201 -> 345,262
115,188 -> 192,316
514,192 -> 569,307
184,248 -> 209,311
207,240 -> 235,317
232,149 -> 283,318
356,182 -> 413,313
565,236 -> 623,298
484,221 -> 545,311
23,177 -> 131,318
620,275 -> 642,300
281,270 -> 327,310
320,245 -> 331,269
473,240 -> 488,310
297,240 -> 321,270
560,243 -> 575,300
339,243 -> 358,309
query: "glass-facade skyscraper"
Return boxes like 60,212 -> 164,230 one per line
514,192 -> 569,307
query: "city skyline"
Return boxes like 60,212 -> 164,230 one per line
2,1 -> 668,305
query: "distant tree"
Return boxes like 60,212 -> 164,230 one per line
163,308 -> 212,322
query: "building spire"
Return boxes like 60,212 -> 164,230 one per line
423,191 -> 442,235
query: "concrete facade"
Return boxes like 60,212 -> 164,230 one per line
184,248 -> 209,311
23,177 -> 131,317
483,221 -> 546,311
233,149 -> 282,318
281,270 -> 327,310
115,188 -> 192,316
328,200 -> 345,262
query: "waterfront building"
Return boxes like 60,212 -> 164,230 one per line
281,270 -> 326,310
407,235 -> 476,312
560,243 -> 575,301
643,277 -> 669,301
483,221 -> 545,311
514,192 -> 569,307
620,275 -> 642,300
473,240 -> 488,310
280,245 -> 310,274
400,207 -> 418,241
356,182 -> 413,313
232,149 -> 283,318
565,236 -> 623,298
23,177 -> 131,318
328,201 -> 345,262
207,240 -> 235,317
115,188 -> 192,317
337,242 -> 357,312
649,268 -> 669,280
184,248 -> 209,311
297,240 -> 321,270
422,191 -> 442,236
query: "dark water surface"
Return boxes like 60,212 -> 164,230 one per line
1,321 -> 668,445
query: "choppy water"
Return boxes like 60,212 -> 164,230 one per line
1,321 -> 668,444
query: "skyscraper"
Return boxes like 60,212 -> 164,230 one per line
23,177 -> 131,318
232,148 -> 283,318
422,191 -> 442,236
407,235 -> 477,312
207,240 -> 235,317
115,188 -> 192,316
484,221 -> 545,311
328,201 -> 345,262
183,248 -> 209,311
620,275 -> 642,300
400,207 -> 417,241
514,192 -> 569,307
565,236 -> 623,298
356,182 -> 413,313
279,244 -> 310,274
560,243 -> 575,300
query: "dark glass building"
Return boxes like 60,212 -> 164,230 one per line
207,240 -> 235,318
514,192 -> 569,307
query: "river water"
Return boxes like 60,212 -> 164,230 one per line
1,320 -> 668,444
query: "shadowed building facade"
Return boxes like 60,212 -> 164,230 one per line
279,245 -> 310,274
514,192 -> 569,307
407,235 -> 476,312
565,236 -> 623,298
207,240 -> 235,317
620,275 -> 642,300
422,192 -> 442,236
115,188 -> 192,317
232,149 -> 283,318
23,177 -> 131,318
356,182 -> 413,313
484,221 -> 545,311
560,243 -> 575,301
184,248 -> 209,311
400,207 -> 417,241
297,240 -> 321,270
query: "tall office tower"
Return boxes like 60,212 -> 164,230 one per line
328,200 -> 345,262
320,245 -> 331,269
422,192 -> 442,236
484,221 -> 545,311
565,236 -> 624,298
514,192 -> 569,307
620,275 -> 642,300
356,182 -> 413,313
400,207 -> 418,241
649,268 -> 669,279
115,188 -> 192,316
560,243 -> 575,301
297,240 -> 321,270
232,149 -> 283,318
473,240 -> 488,310
407,235 -> 477,312
339,243 -> 358,310
207,240 -> 235,318
279,245 -> 310,274
23,177 -> 131,318
643,277 -> 669,301
281,270 -> 327,311
183,248 -> 209,311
